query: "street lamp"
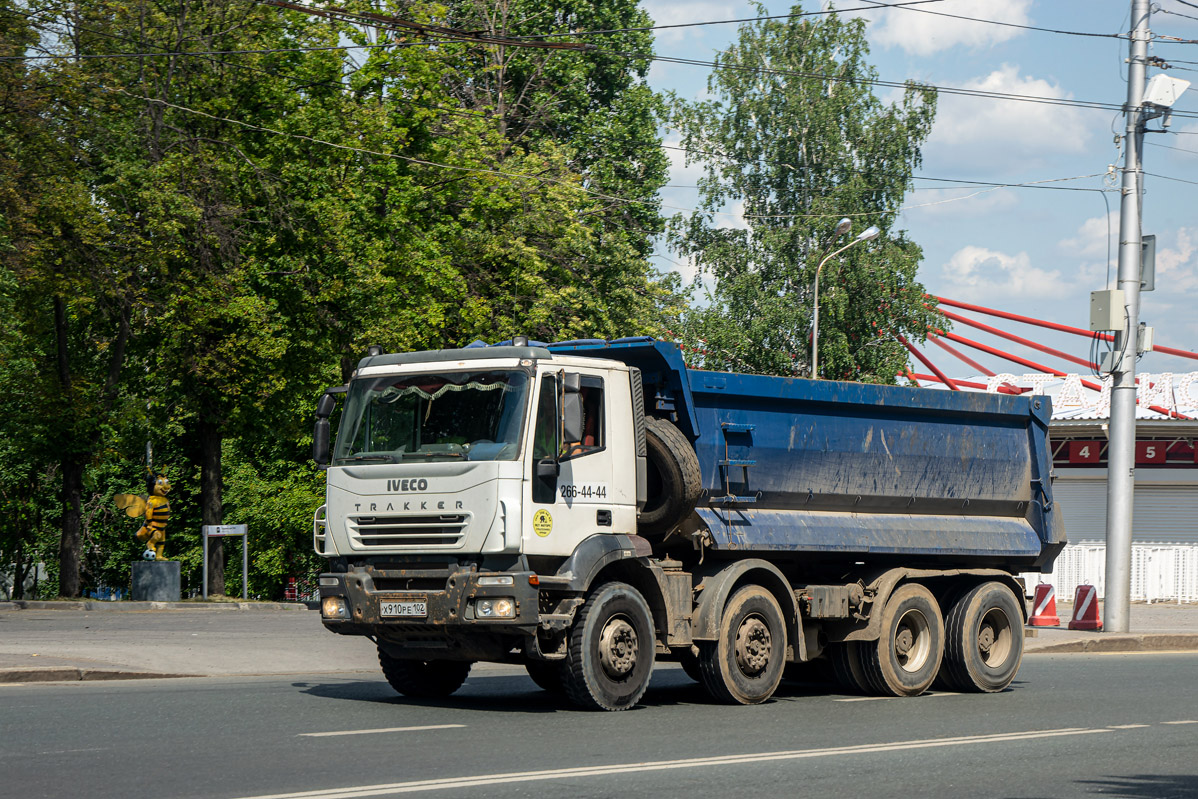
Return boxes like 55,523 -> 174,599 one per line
811,223 -> 880,379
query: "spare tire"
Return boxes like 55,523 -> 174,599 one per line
639,416 -> 702,536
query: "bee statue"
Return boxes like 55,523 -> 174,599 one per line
115,470 -> 172,561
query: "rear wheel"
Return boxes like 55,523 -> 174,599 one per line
698,585 -> 786,705
678,649 -> 702,683
939,581 -> 1024,693
378,651 -> 472,699
561,582 -> 655,711
859,583 -> 944,697
525,661 -> 564,694
829,641 -> 871,694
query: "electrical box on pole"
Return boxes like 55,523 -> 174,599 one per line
1090,289 -> 1126,331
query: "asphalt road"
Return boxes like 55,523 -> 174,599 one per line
2,653 -> 1196,799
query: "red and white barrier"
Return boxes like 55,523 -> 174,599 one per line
1028,584 -> 1061,627
1068,584 -> 1103,631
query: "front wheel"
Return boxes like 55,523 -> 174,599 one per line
939,581 -> 1024,693
560,582 -> 656,711
858,583 -> 944,697
525,661 -> 565,694
698,585 -> 787,705
378,651 -> 472,699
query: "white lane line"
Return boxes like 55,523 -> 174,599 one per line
834,691 -> 960,703
1162,720 -> 1198,725
300,724 -> 465,738
237,727 -> 1113,799
1108,724 -> 1150,729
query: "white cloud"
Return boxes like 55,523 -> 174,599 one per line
640,0 -> 743,45
923,65 -> 1093,172
936,245 -> 1072,302
1059,211 -> 1118,261
1154,226 -> 1198,293
866,0 -> 1032,56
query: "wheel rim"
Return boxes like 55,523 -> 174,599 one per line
894,608 -> 932,673
733,613 -> 772,677
598,615 -> 639,679
977,607 -> 1013,667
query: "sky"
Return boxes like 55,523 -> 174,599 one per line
639,0 -> 1198,381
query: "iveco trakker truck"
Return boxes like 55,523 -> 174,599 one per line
312,337 -> 1064,710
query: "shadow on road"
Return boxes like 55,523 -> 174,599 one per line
290,665 -> 863,715
1076,775 -> 1198,797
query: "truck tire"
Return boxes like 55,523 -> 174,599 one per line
524,661 -> 565,694
858,583 -> 944,697
939,581 -> 1024,693
561,582 -> 655,711
639,417 -> 702,536
378,651 -> 472,698
829,641 -> 871,695
697,584 -> 786,705
678,649 -> 702,682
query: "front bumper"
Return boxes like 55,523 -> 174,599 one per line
318,562 -> 542,637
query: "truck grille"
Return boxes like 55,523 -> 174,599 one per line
347,514 -> 469,548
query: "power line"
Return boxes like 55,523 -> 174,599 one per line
631,50 -> 1181,118
853,0 -> 1123,40
659,143 -> 1111,194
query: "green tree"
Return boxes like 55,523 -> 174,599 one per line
667,5 -> 941,381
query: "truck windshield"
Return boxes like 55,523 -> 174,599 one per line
333,370 -> 531,464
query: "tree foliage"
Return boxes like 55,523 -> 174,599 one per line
0,0 -> 678,597
667,5 -> 941,381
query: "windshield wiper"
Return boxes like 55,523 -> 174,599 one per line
340,454 -> 397,463
400,451 -> 465,459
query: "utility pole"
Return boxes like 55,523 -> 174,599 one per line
1104,0 -> 1151,633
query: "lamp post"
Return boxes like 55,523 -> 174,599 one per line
811,224 -> 880,378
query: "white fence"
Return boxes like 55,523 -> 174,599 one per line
1022,543 -> 1198,604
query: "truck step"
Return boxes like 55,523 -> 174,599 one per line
712,495 -> 758,504
721,423 -> 755,433
718,459 -> 757,467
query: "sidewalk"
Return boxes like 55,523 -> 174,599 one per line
1,598 -> 1197,685
1024,601 -> 1198,653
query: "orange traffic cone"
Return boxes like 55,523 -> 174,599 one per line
1068,584 -> 1103,631
1029,583 -> 1060,627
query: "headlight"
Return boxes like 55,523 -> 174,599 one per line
322,596 -> 349,619
477,575 -> 514,586
475,597 -> 516,619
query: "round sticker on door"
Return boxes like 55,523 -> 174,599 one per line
533,509 -> 553,537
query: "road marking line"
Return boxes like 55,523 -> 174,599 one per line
1162,720 -> 1198,725
834,691 -> 960,702
1108,724 -> 1150,729
300,724 -> 465,738
237,727 -> 1113,799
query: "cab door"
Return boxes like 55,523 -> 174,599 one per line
523,369 -> 615,556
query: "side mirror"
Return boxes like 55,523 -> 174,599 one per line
563,372 -> 582,394
313,418 -> 331,465
316,393 -> 336,418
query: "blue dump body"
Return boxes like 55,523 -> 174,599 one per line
547,338 -> 1065,571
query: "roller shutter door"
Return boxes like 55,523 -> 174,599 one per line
1053,478 -> 1198,544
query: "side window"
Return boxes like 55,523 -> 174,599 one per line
565,377 -> 604,458
532,375 -> 558,461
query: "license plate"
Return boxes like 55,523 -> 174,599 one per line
380,598 -> 427,618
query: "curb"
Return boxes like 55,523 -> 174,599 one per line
0,668 -> 197,684
0,600 -> 310,612
1029,633 -> 1198,653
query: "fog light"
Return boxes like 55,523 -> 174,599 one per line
319,576 -> 340,587
322,596 -> 349,619
477,575 -> 514,586
476,597 -> 515,619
